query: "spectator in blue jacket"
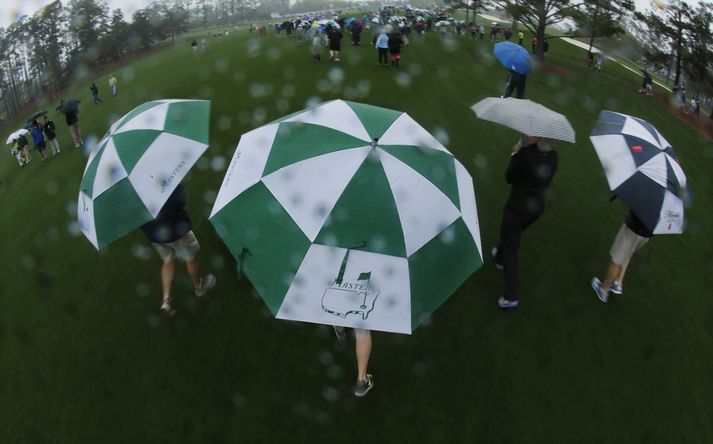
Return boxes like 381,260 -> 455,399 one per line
30,120 -> 48,161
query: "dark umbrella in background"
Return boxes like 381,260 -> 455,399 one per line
589,110 -> 687,234
24,110 -> 48,128
57,99 -> 80,114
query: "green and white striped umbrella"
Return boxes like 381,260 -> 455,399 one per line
78,99 -> 211,250
210,100 -> 483,334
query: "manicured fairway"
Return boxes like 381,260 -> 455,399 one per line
1,25 -> 712,442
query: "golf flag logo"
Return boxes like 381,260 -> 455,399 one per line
322,271 -> 379,320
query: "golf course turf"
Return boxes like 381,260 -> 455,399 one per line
1,23 -> 712,442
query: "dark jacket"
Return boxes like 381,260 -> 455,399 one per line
388,33 -> 402,53
505,142 -> 558,216
625,211 -> 653,238
65,109 -> 79,126
43,120 -> 57,139
17,134 -> 29,148
140,184 -> 192,244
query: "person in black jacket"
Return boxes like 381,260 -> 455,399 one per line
140,184 -> 215,316
43,116 -> 60,155
591,211 -> 653,303
504,70 -> 526,99
17,133 -> 32,164
492,136 -> 558,308
327,25 -> 343,62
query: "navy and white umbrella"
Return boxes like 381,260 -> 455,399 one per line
590,110 -> 686,234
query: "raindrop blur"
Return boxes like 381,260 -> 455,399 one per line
305,96 -> 322,108
327,67 -> 344,83
322,386 -> 340,403
135,282 -> 150,298
67,220 -> 82,237
281,84 -> 296,97
218,115 -> 231,131
131,244 -> 152,260
203,190 -> 217,205
211,156 -> 226,172
395,72 -> 412,88
433,127 -> 450,145
45,181 -> 58,195
210,255 -> 225,270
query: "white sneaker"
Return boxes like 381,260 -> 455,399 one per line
195,274 -> 216,298
591,277 -> 608,303
160,300 -> 176,316
611,281 -> 623,295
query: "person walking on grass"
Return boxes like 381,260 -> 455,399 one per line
311,27 -> 325,62
375,28 -> 389,67
332,326 -> 374,397
503,70 -> 527,99
61,100 -> 83,148
90,83 -> 102,104
17,132 -> 31,164
10,139 -> 24,166
140,183 -> 216,316
108,75 -> 118,96
592,211 -> 652,303
388,31 -> 402,67
43,116 -> 60,155
327,24 -> 343,62
30,120 -> 48,162
492,136 -> 558,308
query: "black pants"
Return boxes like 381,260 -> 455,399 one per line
378,48 -> 388,65
495,205 -> 543,301
504,72 -> 526,99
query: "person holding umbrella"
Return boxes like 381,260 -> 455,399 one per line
493,41 -> 533,99
592,211 -> 652,302
140,184 -> 216,316
58,99 -> 83,148
491,135 -> 558,308
589,110 -> 687,303
29,120 -> 48,162
43,116 -> 60,155
471,97 -> 575,308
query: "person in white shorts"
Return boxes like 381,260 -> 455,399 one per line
140,184 -> 215,316
592,211 -> 653,303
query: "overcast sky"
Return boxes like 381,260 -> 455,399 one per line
0,0 -> 704,28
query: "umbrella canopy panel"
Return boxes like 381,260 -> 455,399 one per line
78,99 -> 211,249
590,110 -> 686,234
471,97 -> 576,143
493,41 -> 533,75
210,100 -> 483,334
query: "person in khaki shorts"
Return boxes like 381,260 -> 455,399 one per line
140,184 -> 215,316
591,211 -> 653,303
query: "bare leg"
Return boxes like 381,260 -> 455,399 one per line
186,259 -> 201,290
601,261 -> 622,293
161,260 -> 175,302
355,329 -> 372,381
616,264 -> 629,286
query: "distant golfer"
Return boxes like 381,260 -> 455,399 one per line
90,83 -> 102,104
140,183 -> 215,316
30,120 -> 48,162
591,211 -> 652,303
60,100 -> 83,148
43,116 -> 60,155
492,136 -> 558,308
108,75 -> 117,96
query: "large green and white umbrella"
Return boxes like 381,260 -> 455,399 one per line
210,100 -> 483,334
78,99 -> 211,250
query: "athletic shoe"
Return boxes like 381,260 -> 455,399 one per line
160,300 -> 176,316
611,281 -> 623,295
354,374 -> 374,397
591,277 -> 608,303
195,274 -> 216,298
334,58 -> 340,62
497,296 -> 519,309
332,325 -> 346,340
491,247 -> 504,270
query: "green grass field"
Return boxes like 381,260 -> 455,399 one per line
1,26 -> 713,443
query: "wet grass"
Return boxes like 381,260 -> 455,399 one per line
1,26 -> 713,443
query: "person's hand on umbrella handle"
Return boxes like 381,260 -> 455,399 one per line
511,141 -> 522,156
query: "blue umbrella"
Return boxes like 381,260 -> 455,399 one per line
493,41 -> 533,75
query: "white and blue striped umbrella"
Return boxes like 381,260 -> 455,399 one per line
590,110 -> 687,234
